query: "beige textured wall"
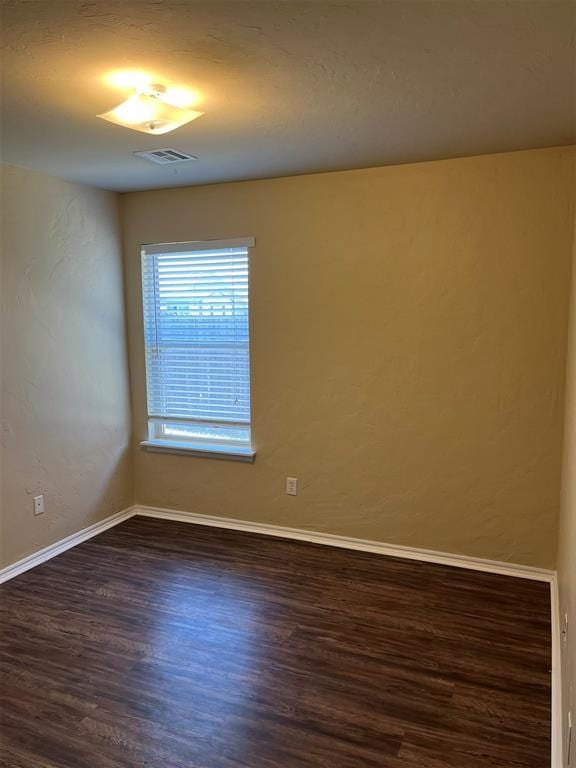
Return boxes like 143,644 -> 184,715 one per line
559,190 -> 576,767
122,147 -> 575,568
0,164 -> 133,568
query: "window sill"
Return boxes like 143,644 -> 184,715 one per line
140,439 -> 256,463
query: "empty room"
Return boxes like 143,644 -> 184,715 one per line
0,1 -> 575,767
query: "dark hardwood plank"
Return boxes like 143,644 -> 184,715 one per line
0,517 -> 551,767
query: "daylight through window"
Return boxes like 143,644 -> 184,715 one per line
141,238 -> 254,458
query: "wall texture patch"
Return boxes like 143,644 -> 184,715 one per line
0,164 -> 133,568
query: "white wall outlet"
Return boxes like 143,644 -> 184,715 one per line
33,494 -> 45,516
286,477 -> 298,496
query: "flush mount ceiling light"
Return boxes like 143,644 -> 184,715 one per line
97,83 -> 204,135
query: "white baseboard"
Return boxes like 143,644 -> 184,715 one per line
0,506 -> 136,584
0,502 -> 553,586
0,503 -> 555,585
134,504 -> 555,582
550,575 -> 563,768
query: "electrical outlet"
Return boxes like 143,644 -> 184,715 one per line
33,494 -> 45,516
563,613 -> 569,647
286,477 -> 298,496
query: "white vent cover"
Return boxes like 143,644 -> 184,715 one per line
134,148 -> 197,165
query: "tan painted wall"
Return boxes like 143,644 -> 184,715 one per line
0,164 -> 133,568
559,187 -> 576,767
122,147 -> 574,569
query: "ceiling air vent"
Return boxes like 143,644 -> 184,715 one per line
134,148 -> 197,165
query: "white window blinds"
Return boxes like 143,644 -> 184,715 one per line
141,238 -> 253,455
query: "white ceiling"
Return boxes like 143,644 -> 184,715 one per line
1,0 -> 574,192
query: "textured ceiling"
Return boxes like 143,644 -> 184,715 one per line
0,0 -> 574,192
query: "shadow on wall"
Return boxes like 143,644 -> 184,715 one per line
0,162 -> 133,570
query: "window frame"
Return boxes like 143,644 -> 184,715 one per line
139,237 -> 255,462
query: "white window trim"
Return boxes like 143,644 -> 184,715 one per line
142,237 -> 255,255
140,237 -> 255,462
140,439 -> 256,462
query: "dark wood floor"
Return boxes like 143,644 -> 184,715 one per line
0,517 -> 551,768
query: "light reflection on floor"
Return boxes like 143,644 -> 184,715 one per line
133,561 -> 266,760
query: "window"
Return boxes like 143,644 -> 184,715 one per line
140,238 -> 254,460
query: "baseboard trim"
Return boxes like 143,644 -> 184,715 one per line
1,503 -> 554,586
0,506 -> 136,585
133,505 -> 554,582
550,575 -> 563,768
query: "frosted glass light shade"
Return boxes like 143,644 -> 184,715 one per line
98,92 -> 203,135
